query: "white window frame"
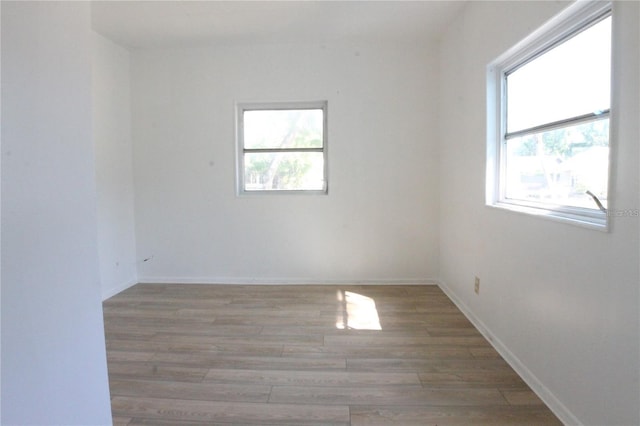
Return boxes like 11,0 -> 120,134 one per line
486,1 -> 612,230
236,101 -> 328,195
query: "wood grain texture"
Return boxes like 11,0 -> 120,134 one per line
110,397 -> 350,425
104,284 -> 561,425
350,405 -> 562,425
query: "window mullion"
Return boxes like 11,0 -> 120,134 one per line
243,147 -> 324,154
506,110 -> 610,140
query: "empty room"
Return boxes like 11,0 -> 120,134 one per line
1,1 -> 638,425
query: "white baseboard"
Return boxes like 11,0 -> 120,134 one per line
136,276 -> 438,286
101,278 -> 138,301
437,279 -> 581,426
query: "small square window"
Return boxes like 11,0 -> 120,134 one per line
236,101 -> 328,194
487,2 -> 612,228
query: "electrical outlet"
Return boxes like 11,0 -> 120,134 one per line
474,277 -> 480,294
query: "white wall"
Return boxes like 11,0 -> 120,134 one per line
438,1 -> 639,425
132,42 -> 440,284
1,2 -> 112,424
0,3 -> 3,421
93,32 -> 138,300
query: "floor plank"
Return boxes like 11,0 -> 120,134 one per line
203,368 -> 421,387
111,416 -> 132,426
111,396 -> 350,425
350,405 -> 562,425
110,379 -> 271,403
149,353 -> 347,370
104,284 -> 561,425
269,385 -> 509,406
501,389 -> 548,406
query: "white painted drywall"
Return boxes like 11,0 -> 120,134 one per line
438,1 -> 639,425
132,42 -> 440,284
0,3 -> 3,421
1,2 -> 112,424
93,32 -> 138,300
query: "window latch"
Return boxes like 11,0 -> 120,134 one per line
586,190 -> 607,213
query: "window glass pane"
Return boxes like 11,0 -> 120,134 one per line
244,151 -> 325,191
505,119 -> 609,209
243,109 -> 323,149
507,16 -> 611,133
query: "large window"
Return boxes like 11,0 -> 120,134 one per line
236,101 -> 328,194
487,2 -> 612,228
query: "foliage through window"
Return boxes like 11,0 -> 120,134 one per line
487,2 -> 612,228
237,102 -> 327,193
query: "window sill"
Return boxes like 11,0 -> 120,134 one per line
237,189 -> 328,196
487,201 -> 608,231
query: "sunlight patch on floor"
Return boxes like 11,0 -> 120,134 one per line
335,290 -> 382,330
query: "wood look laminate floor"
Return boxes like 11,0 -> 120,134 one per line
103,284 -> 562,425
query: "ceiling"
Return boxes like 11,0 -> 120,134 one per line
91,1 -> 466,49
